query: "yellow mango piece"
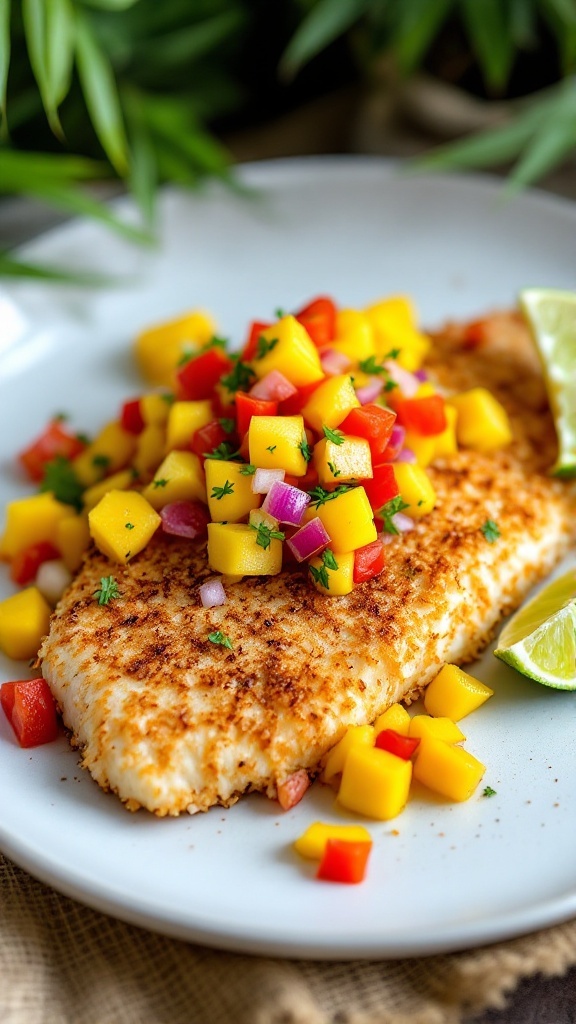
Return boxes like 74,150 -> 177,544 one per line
301,374 -> 360,433
413,736 -> 485,802
205,460 -> 261,523
433,404 -> 458,458
142,451 -> 206,509
373,703 -> 411,736
73,421 -> 136,487
294,822 -> 372,860
392,462 -> 436,518
140,393 -> 172,427
322,724 -> 375,782
248,415 -> 308,476
0,586 -> 52,660
365,296 -> 431,370
308,549 -> 354,596
313,435 -> 373,485
251,316 -> 324,387
408,714 -> 466,744
403,431 -> 436,468
0,492 -> 76,559
82,469 -> 135,512
56,514 -> 91,573
331,309 -> 376,362
88,490 -> 161,565
132,423 -> 166,481
207,523 -> 282,576
134,310 -> 216,387
449,388 -> 513,453
308,486 -> 376,553
424,664 -> 494,721
338,744 -> 412,820
166,400 -> 214,451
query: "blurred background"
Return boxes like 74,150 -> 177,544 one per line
2,0 -> 576,272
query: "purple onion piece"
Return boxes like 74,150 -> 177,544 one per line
286,518 -> 330,562
160,501 -> 209,538
251,467 -> 285,494
261,480 -> 311,526
355,377 -> 384,405
199,578 -> 227,608
394,447 -> 417,464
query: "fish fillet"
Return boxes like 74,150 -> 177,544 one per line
40,312 -> 576,815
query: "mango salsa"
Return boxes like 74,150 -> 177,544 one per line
0,586 -> 52,660
88,490 -> 161,564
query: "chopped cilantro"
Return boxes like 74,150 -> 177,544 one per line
482,786 -> 497,797
161,392 -> 175,405
153,477 -> 169,488
359,355 -> 385,375
255,335 -> 279,360
94,576 -> 120,606
249,521 -> 285,550
211,480 -> 234,500
274,307 -> 287,319
327,461 -> 341,477
220,359 -> 256,393
298,437 -> 313,463
308,484 -> 355,508
218,417 -> 236,435
322,549 -> 338,571
266,444 -> 277,453
381,495 -> 411,535
309,549 -> 339,590
239,464 -> 257,476
92,453 -> 110,470
203,335 -> 229,351
481,519 -> 501,543
40,456 -> 84,511
203,442 -> 240,461
125,523 -> 135,530
208,630 -> 233,650
322,425 -> 344,445
75,432 -> 91,445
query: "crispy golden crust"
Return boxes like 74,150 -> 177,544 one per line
40,313 -> 576,815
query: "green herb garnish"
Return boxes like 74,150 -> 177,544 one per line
125,522 -> 135,530
327,461 -> 341,477
94,576 -> 120,606
381,495 -> 411,535
92,453 -> 110,470
211,480 -> 234,500
255,335 -> 279,360
208,630 -> 233,650
322,425 -> 344,445
220,360 -> 256,394
482,786 -> 497,797
203,442 -> 240,461
218,417 -> 236,435
250,521 -> 285,550
153,477 -> 168,488
308,484 -> 355,508
40,456 -> 84,511
481,519 -> 501,543
239,464 -> 257,476
309,549 -> 339,590
266,444 -> 277,453
298,437 -> 313,463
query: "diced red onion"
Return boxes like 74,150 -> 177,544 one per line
414,369 -> 428,382
160,500 -> 210,538
249,370 -> 297,402
35,559 -> 72,605
384,424 -> 406,460
395,447 -> 417,463
199,578 -> 227,608
251,467 -> 285,494
286,517 -> 330,562
384,360 -> 420,397
355,377 -> 384,405
391,512 -> 415,533
320,348 -> 352,376
262,480 -> 311,525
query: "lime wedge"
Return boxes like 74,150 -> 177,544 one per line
519,288 -> 576,477
494,569 -> 576,689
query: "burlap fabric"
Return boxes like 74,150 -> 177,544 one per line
2,851 -> 576,1024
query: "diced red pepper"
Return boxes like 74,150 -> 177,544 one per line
241,320 -> 271,362
375,728 -> 420,760
120,398 -> 145,435
339,404 -> 397,460
18,420 -> 87,482
317,839 -> 372,884
9,541 -> 60,586
462,319 -> 490,349
395,395 -> 447,437
1,679 -> 59,748
279,380 -> 324,417
353,539 -> 385,584
277,769 -> 310,810
295,296 -> 337,349
360,463 -> 399,512
235,392 -> 278,439
176,347 -> 233,401
191,419 -> 236,459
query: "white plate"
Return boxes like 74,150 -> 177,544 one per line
1,156 -> 576,960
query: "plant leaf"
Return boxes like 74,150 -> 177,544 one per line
78,0 -> 139,8
507,82 -> 576,190
0,250 -> 112,283
390,0 -> 453,73
280,0 -> 371,77
0,148 -> 107,188
460,0 -> 515,92
75,8 -> 130,175
0,0 -> 10,133
22,0 -> 75,135
131,9 -> 245,71
122,89 -> 157,226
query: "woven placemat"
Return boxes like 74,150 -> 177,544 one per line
1,853 -> 575,1024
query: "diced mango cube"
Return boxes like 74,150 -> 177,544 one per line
331,309 -> 376,362
207,523 -> 282,576
309,550 -> 354,595
322,724 -> 375,782
373,703 -> 411,736
413,736 -> 485,801
134,309 -> 216,387
248,415 -> 308,476
0,492 -> 76,559
88,490 -> 161,565
140,393 -> 172,427
365,296 -> 431,370
338,744 -> 412,820
392,463 -> 436,518
408,714 -> 466,744
313,435 -> 373,485
0,587 -> 52,660
301,374 -> 359,433
403,431 -> 436,468
433,404 -> 458,457
73,421 -> 136,487
294,822 -> 372,860
56,514 -> 91,573
205,460 -> 261,523
251,316 -> 324,387
308,486 -> 376,553
449,388 -> 513,453
424,664 -> 494,721
166,400 -> 214,450
141,451 -> 206,509
132,424 -> 166,480
82,469 -> 135,512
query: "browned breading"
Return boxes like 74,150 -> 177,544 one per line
40,313 -> 576,815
